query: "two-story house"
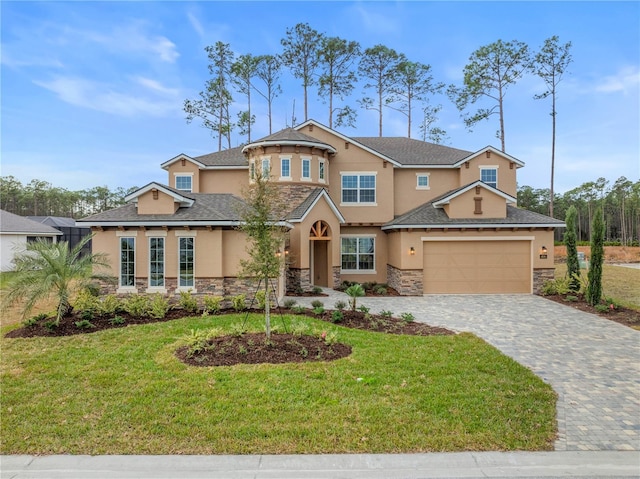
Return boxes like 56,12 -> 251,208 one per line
79,120 -> 564,297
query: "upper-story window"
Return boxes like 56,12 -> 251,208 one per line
480,167 -> 498,189
280,158 -> 291,179
175,175 -> 192,192
341,173 -> 376,204
261,158 -> 270,179
301,158 -> 311,180
319,160 -> 326,182
249,161 -> 256,180
416,174 -> 429,190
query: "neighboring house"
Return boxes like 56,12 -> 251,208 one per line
27,216 -> 92,256
78,120 -> 564,297
0,209 -> 62,272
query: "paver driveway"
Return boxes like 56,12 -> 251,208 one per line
288,292 -> 640,451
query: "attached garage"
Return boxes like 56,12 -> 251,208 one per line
423,237 -> 532,294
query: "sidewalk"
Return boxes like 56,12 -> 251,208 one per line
2,451 -> 639,478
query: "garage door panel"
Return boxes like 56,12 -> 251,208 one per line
423,240 -> 531,294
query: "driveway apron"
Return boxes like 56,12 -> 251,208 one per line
287,291 -> 640,451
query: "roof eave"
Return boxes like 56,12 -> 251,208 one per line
382,222 -> 566,231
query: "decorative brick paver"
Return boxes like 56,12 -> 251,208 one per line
287,291 -> 640,451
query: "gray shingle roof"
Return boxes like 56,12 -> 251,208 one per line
353,137 -> 473,166
192,146 -> 247,167
0,210 -> 63,235
78,193 -> 247,224
383,202 -> 565,230
27,216 -> 79,228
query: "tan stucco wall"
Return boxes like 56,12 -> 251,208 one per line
199,169 -> 247,195
393,169 -> 459,216
222,229 -> 250,276
137,190 -> 178,215
446,188 -> 507,219
459,151 -> 518,196
166,161 -> 200,192
245,145 -> 330,187
294,196 -> 342,271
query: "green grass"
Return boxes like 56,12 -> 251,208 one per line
554,263 -> 640,310
0,314 -> 556,454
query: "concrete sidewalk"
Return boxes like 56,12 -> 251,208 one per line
2,451 -> 639,478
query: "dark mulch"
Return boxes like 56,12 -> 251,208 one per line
176,332 -> 352,367
541,294 -> 640,328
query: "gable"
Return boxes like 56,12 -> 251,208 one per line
442,185 -> 508,219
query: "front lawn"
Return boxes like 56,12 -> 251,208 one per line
1,313 -> 556,454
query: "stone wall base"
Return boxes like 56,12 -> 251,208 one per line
387,264 -> 423,296
533,268 -> 555,294
286,268 -> 311,294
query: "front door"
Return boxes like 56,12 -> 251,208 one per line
310,220 -> 331,287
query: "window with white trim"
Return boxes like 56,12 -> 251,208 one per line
249,161 -> 255,180
120,237 -> 135,287
149,237 -> 165,287
301,158 -> 311,180
175,175 -> 192,192
179,237 -> 194,287
341,236 -> 375,272
341,173 -> 376,204
480,167 -> 498,188
261,158 -> 270,178
319,160 -> 326,182
416,174 -> 429,189
280,158 -> 291,179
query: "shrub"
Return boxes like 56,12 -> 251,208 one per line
564,295 -> 578,302
334,300 -> 347,311
283,298 -> 297,309
203,295 -> 223,314
178,290 -> 199,314
358,305 -> 370,314
374,285 -> 388,295
331,310 -> 344,323
254,289 -> 272,309
74,319 -> 95,329
109,315 -> 126,325
182,328 -> 221,358
99,294 -> 121,316
400,312 -> 415,323
540,277 -> 571,296
310,299 -> 324,309
312,306 -> 325,315
23,314 -> 46,327
123,294 -> 151,318
380,310 -> 393,318
290,320 -> 309,336
73,289 -> 100,315
231,294 -> 246,312
594,304 -> 610,314
311,286 -> 323,295
292,306 -> 307,314
149,294 -> 170,319
345,283 -> 365,311
322,330 -> 338,345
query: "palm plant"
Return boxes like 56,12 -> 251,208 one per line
2,236 -> 114,325
345,283 -> 365,311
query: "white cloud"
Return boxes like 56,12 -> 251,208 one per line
350,4 -> 401,35
135,77 -> 180,97
34,76 -> 180,117
186,10 -> 205,40
594,66 -> 640,95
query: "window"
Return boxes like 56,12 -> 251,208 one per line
341,174 -> 376,204
261,158 -> 270,178
480,168 -> 498,188
319,160 -> 325,182
179,237 -> 194,287
149,237 -> 164,287
416,174 -> 429,189
301,158 -> 311,180
120,237 -> 135,287
175,175 -> 192,192
280,158 -> 291,179
249,161 -> 256,180
341,237 -> 375,272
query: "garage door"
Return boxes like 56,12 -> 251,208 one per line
423,240 -> 531,294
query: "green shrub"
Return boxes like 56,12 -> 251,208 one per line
81,310 -> 94,321
322,330 -> 338,345
564,295 -> 578,302
23,313 -> 47,327
149,294 -> 171,319
203,295 -> 223,314
400,312 -> 415,323
182,328 -> 221,358
109,315 -> 126,325
74,289 -> 100,315
289,320 -> 309,336
123,294 -> 151,318
283,298 -> 297,309
74,319 -> 95,329
374,285 -> 388,295
380,310 -> 393,318
177,290 -> 198,313
311,286 -> 323,295
334,300 -> 347,311
540,277 -> 571,296
292,306 -> 307,314
99,295 -> 121,316
594,304 -> 610,314
312,306 -> 325,315
604,297 -> 620,310
310,299 -> 324,309
331,310 -> 344,323
231,294 -> 246,312
358,305 -> 370,314
254,289 -> 271,309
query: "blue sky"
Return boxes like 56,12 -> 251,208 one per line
2,1 -> 638,195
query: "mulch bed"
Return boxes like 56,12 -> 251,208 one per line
176,332 -> 352,367
541,294 -> 640,328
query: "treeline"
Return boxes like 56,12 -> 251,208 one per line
518,176 -> 640,245
0,176 -> 137,219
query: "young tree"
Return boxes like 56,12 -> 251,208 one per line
254,55 -> 282,135
358,45 -> 402,136
447,39 -> 530,152
1,236 -> 114,325
280,23 -> 323,123
231,54 -> 260,143
585,206 -> 605,306
238,172 -> 287,340
564,205 -> 580,291
317,36 -> 361,129
389,60 -> 444,138
418,103 -> 448,143
531,36 -> 573,218
184,42 -> 235,151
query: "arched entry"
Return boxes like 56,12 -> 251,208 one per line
310,220 -> 331,287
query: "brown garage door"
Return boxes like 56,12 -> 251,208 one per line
423,240 -> 531,294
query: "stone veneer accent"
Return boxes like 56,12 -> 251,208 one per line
387,264 -> 423,296
286,267 -> 311,293
277,184 -> 323,210
332,266 -> 341,288
533,268 -> 555,294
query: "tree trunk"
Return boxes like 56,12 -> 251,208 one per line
264,280 -> 271,341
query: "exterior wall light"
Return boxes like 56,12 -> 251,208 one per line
539,245 -> 548,259
409,246 -> 416,256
